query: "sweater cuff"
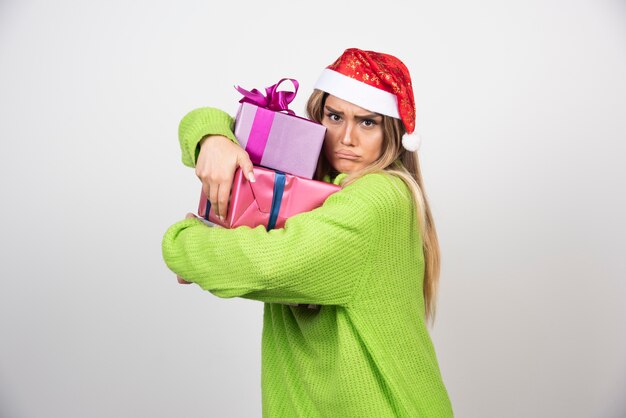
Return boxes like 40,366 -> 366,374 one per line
178,107 -> 239,167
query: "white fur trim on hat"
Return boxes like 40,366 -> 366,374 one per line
313,69 -> 400,119
402,132 -> 421,152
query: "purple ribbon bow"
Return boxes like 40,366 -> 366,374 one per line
235,78 -> 299,115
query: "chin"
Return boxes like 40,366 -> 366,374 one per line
332,159 -> 359,174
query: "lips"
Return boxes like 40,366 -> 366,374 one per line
335,150 -> 359,160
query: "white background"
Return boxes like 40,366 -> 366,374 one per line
1,0 -> 625,417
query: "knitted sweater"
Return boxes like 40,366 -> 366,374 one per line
163,107 -> 454,417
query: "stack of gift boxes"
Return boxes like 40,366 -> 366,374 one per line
198,79 -> 340,231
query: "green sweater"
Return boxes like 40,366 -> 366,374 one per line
163,107 -> 454,417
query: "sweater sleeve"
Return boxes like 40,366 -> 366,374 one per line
162,174 -> 408,306
178,107 -> 239,167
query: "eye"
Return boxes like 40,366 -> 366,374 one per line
325,112 -> 341,123
361,119 -> 377,128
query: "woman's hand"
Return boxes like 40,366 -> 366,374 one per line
177,276 -> 191,284
195,135 -> 255,222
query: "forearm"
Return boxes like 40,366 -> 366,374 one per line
162,190 -> 377,306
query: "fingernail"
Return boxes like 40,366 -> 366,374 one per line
248,172 -> 256,183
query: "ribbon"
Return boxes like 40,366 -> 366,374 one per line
204,198 -> 211,221
235,78 -> 299,116
246,109 -> 274,165
267,171 -> 286,231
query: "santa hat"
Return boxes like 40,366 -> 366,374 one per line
313,48 -> 421,152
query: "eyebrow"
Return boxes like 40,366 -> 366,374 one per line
325,105 -> 382,120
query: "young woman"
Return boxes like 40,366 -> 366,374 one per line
163,48 -> 454,417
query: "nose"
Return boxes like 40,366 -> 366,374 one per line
340,122 -> 356,146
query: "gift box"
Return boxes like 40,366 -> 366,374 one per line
234,79 -> 326,179
198,166 -> 340,230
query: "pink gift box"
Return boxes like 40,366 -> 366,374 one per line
234,102 -> 326,179
198,166 -> 340,230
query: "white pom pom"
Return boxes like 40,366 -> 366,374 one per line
402,132 -> 421,152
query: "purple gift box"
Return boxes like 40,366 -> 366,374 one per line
234,79 -> 327,179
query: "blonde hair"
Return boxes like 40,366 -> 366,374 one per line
306,90 -> 441,325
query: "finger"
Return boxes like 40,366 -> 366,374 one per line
218,180 -> 231,220
238,153 -> 255,183
177,275 -> 191,284
209,183 -> 220,221
197,165 -> 210,196
202,182 -> 211,211
185,213 -> 198,220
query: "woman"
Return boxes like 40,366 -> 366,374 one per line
163,48 -> 454,417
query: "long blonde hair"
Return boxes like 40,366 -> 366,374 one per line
306,90 -> 441,325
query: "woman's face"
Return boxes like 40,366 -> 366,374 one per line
321,95 -> 384,174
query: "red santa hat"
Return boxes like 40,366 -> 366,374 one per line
313,48 -> 421,151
